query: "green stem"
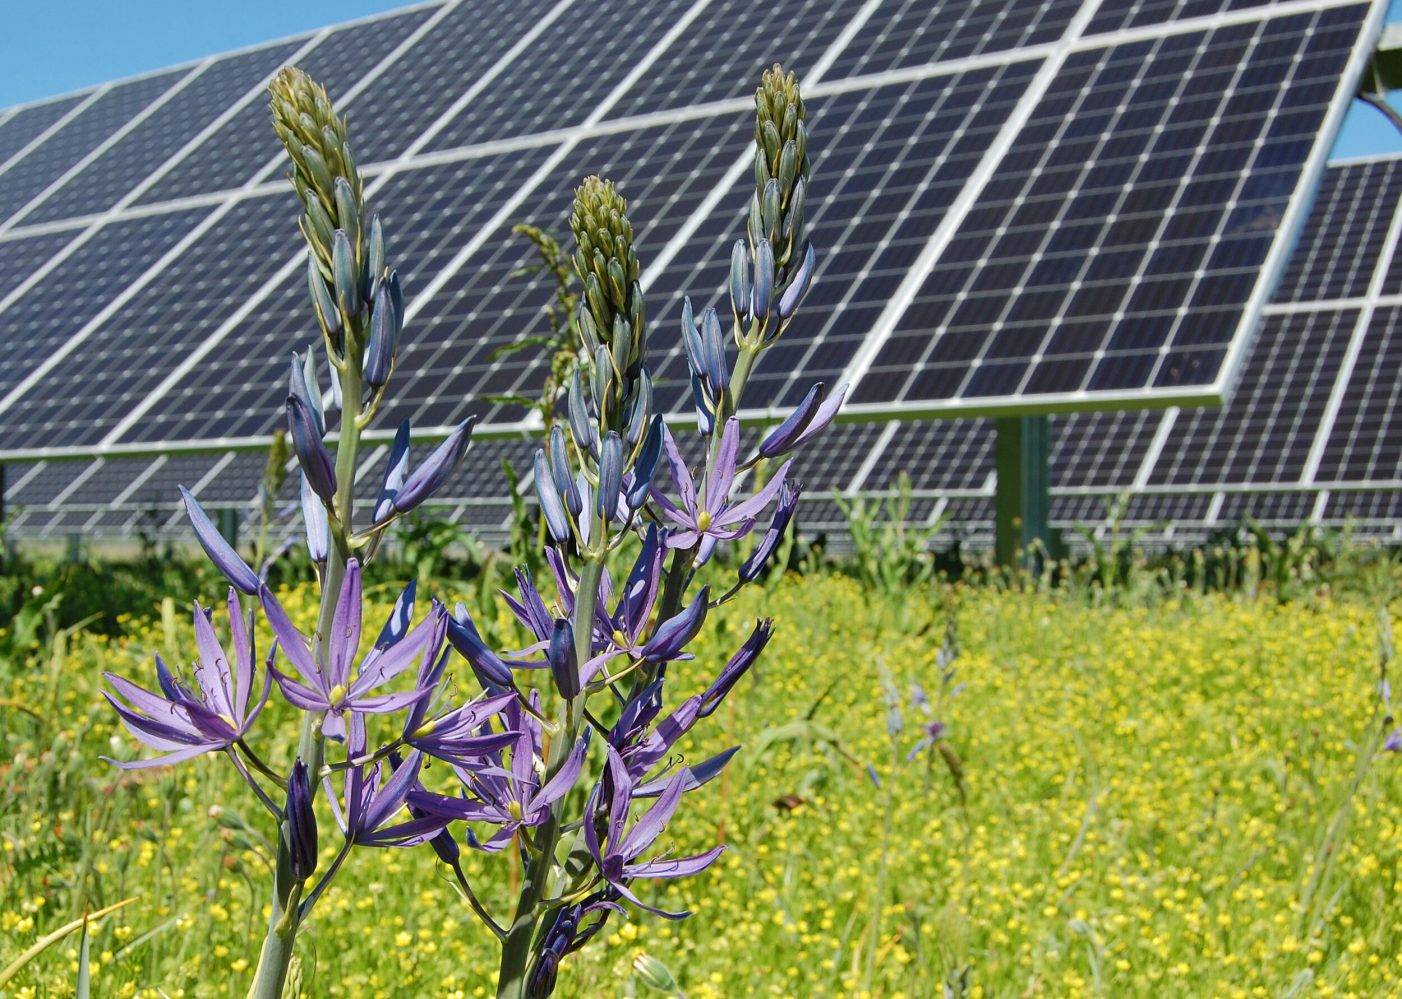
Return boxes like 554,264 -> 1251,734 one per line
497,544 -> 606,999
247,346 -> 363,998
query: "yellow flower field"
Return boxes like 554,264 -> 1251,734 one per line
2,573 -> 1400,997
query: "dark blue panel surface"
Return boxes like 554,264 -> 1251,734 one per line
137,7 -> 439,206
853,6 -> 1369,406
1316,304 -> 1402,483
23,42 -> 303,225
337,0 -> 558,164
0,209 -> 209,401
1152,309 -> 1355,485
646,61 -> 1041,416
0,70 -> 185,226
0,196 -> 297,450
827,0 -> 1079,79
123,146 -> 553,445
426,0 -> 694,152
866,419 -> 995,493
1274,157 -> 1402,302
0,97 -> 84,165
1052,409 -> 1160,488
608,0 -> 856,118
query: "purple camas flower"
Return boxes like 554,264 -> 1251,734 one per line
102,590 -> 272,768
584,746 -> 725,919
325,741 -> 448,848
261,559 -> 445,740
410,700 -> 590,853
652,417 -> 790,565
286,759 -> 318,880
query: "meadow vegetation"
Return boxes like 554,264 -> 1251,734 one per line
3,543 -> 1401,998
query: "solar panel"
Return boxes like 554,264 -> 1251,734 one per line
135,6 -> 441,207
0,69 -> 190,227
843,5 -> 1373,415
16,42 -> 305,227
0,0 -> 1393,546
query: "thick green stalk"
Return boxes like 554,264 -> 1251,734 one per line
247,354 -> 363,999
497,542 -> 606,999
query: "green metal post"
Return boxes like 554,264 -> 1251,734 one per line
217,507 -> 240,551
994,416 -> 1051,567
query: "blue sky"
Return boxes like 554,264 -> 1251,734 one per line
1,0 -> 1399,158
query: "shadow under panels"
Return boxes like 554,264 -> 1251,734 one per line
850,5 -> 1369,407
643,60 -> 1042,417
136,5 -> 439,207
124,145 -> 554,446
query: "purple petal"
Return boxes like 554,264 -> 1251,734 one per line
627,844 -> 726,880
532,732 -> 590,813
620,766 -> 690,861
705,419 -> 740,517
374,420 -> 412,524
287,394 -> 337,504
327,560 -> 363,691
259,585 -> 322,691
758,383 -> 822,459
191,601 -> 236,721
661,425 -> 696,516
789,384 -> 846,451
721,461 -> 791,525
395,420 -> 473,513
180,487 -> 258,595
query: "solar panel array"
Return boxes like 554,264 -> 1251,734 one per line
0,0 -> 1394,547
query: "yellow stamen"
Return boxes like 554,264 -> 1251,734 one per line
508,801 -> 524,822
328,683 -> 347,706
412,718 -> 437,739
697,511 -> 712,531
612,629 -> 628,648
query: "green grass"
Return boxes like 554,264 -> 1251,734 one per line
2,572 -> 1401,998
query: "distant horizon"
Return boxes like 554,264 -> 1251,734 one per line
1,0 -> 1399,160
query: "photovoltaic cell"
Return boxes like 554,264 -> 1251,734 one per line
647,61 -> 1043,415
0,229 -> 79,296
1315,304 -> 1402,483
1273,156 -> 1402,302
865,420 -> 994,493
1052,410 -> 1161,488
1086,0 -> 1283,34
852,5 -> 1369,407
0,96 -> 84,166
1151,309 -> 1355,485
330,0 -> 558,165
825,0 -> 1080,80
0,210 -> 210,401
20,43 -> 303,226
0,69 -> 187,226
1324,491 -> 1402,521
606,0 -> 856,119
424,0 -> 694,153
124,146 -> 556,446
1216,490 -> 1318,523
786,422 -> 889,492
136,6 -> 439,206
0,196 -> 299,451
